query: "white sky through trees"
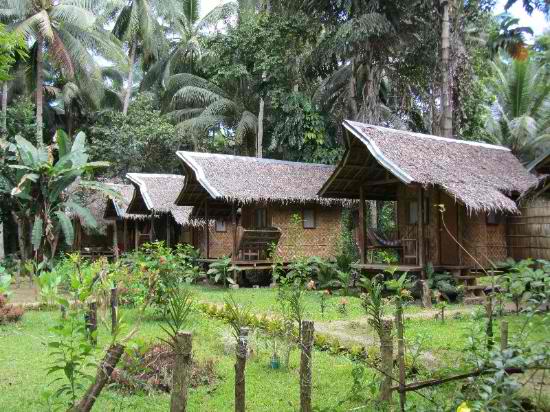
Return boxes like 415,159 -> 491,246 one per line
200,0 -> 548,36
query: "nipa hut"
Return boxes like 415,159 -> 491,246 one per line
175,152 -> 349,270
319,121 -> 537,297
507,152 -> 550,260
125,173 -> 200,249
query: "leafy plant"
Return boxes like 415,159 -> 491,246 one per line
46,311 -> 95,408
207,256 -> 237,287
37,270 -> 64,307
0,266 -> 12,297
161,287 -> 195,348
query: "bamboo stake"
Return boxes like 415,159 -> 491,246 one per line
396,301 -> 406,412
379,319 -> 393,403
110,287 -> 118,336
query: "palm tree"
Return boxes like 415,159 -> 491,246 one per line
485,56 -> 550,163
141,0 -> 234,90
163,73 -> 257,153
105,0 -> 181,115
0,0 -> 125,147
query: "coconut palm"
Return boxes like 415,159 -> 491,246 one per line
163,73 -> 257,153
141,0 -> 236,90
105,0 -> 181,115
0,0 -> 125,147
485,56 -> 550,163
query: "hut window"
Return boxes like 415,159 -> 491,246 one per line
255,208 -> 267,228
303,209 -> 316,229
408,201 -> 418,225
215,218 -> 226,232
487,211 -> 503,225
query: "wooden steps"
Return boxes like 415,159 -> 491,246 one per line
453,269 -> 486,305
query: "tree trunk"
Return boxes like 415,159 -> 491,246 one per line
36,34 -> 44,147
1,81 -> 8,137
12,212 -> 30,263
122,41 -> 137,116
348,58 -> 359,119
440,0 -> 452,138
70,344 -> 125,412
256,97 -> 264,158
379,319 -> 393,403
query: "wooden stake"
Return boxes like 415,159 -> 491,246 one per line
300,320 -> 314,412
379,319 -> 393,403
396,302 -> 406,411
235,327 -> 249,412
170,331 -> 193,412
110,287 -> 118,336
420,280 -> 432,308
500,320 -> 509,352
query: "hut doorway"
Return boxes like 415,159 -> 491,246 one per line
439,194 -> 459,265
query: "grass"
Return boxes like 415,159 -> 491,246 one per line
1,284 -> 547,411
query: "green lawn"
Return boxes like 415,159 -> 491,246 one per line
0,285 -> 547,411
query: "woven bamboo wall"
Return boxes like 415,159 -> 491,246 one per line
270,205 -> 342,261
196,224 -> 234,258
461,210 -> 507,268
507,197 -> 550,260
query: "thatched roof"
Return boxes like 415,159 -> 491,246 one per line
103,183 -> 145,221
319,121 -> 538,213
175,151 -> 347,207
126,173 -> 196,226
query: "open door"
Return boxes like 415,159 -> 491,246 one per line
439,193 -> 459,265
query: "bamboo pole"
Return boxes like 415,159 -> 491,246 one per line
170,332 -> 193,412
300,320 -> 314,412
396,301 -> 406,411
110,287 -> 118,336
379,319 -> 393,403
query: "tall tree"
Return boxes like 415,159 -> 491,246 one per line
0,0 -> 124,146
440,0 -> 453,138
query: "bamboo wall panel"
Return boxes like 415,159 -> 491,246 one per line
507,197 -> 550,260
461,212 -> 507,268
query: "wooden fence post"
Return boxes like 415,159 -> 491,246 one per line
235,327 -> 249,412
170,331 -> 193,412
110,287 -> 118,336
396,303 -> 406,412
500,320 -> 509,352
379,319 -> 393,403
85,301 -> 97,345
300,320 -> 314,412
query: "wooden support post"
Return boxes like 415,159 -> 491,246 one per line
135,221 -> 139,251
166,214 -> 171,248
359,186 -> 367,264
396,301 -> 406,412
149,213 -> 155,242
500,320 -> 508,351
110,287 -> 118,336
205,199 -> 210,259
379,319 -> 393,403
235,327 -> 249,412
420,279 -> 432,308
86,301 -> 98,346
231,202 -> 238,284
170,331 -> 193,412
113,221 -> 119,260
123,219 -> 128,253
417,187 -> 425,277
300,320 -> 314,412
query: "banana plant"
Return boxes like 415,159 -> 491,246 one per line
2,130 -> 115,267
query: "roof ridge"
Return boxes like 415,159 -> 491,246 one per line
126,173 -> 185,179
176,151 -> 336,168
345,120 -> 511,151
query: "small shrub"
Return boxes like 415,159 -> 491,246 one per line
0,295 -> 24,324
111,341 -> 217,394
